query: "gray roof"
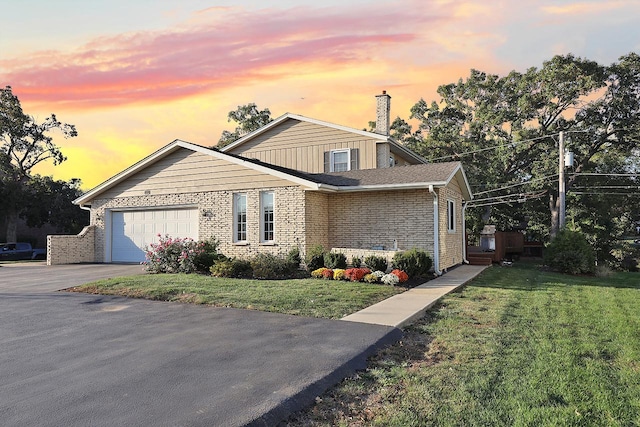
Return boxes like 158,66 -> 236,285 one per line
305,162 -> 463,187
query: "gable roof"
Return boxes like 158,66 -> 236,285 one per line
74,140 -> 472,206
220,112 -> 427,164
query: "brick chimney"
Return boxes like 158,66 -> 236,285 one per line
375,90 -> 391,136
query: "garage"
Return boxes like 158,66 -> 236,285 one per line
110,208 -> 199,263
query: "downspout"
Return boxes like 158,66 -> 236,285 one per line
429,185 -> 442,276
462,201 -> 469,264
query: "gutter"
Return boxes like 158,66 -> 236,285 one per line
429,185 -> 442,276
462,201 -> 469,264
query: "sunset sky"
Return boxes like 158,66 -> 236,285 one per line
2,0 -> 639,190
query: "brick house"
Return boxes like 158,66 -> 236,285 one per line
48,92 -> 473,273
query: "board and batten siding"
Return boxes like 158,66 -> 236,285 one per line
227,119 -> 380,173
99,149 -> 295,199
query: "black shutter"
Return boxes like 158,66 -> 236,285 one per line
350,148 -> 359,170
324,151 -> 330,173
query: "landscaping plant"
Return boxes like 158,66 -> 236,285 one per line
544,229 -> 596,275
392,248 -> 432,278
324,251 -> 347,269
305,245 -> 326,271
143,234 -> 205,274
364,255 -> 388,272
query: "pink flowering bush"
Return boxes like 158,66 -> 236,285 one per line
143,234 -> 205,274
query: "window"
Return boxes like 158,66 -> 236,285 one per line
447,199 -> 456,232
389,155 -> 395,167
330,149 -> 350,172
233,193 -> 247,242
260,191 -> 275,243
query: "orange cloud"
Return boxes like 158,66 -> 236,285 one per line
541,1 -> 626,15
1,4 -> 445,111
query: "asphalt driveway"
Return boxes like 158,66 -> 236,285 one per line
0,263 -> 401,426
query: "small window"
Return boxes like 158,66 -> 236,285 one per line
389,156 -> 395,167
447,199 -> 456,233
330,149 -> 350,172
233,193 -> 247,242
260,191 -> 275,242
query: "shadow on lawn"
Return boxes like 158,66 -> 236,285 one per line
469,260 -> 640,291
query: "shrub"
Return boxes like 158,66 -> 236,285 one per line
286,247 -> 302,271
305,245 -> 326,271
381,273 -> 400,286
312,267 -> 330,278
210,258 -> 252,278
372,270 -> 385,279
324,252 -> 347,269
363,273 -> 379,283
345,267 -> 371,282
144,234 -> 205,274
392,249 -> 432,278
391,269 -> 409,283
364,255 -> 388,272
321,268 -> 334,279
250,253 -> 292,279
351,256 -> 362,268
544,229 -> 596,275
193,238 -> 223,272
333,269 -> 346,280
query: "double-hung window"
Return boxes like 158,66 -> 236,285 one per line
330,149 -> 350,172
447,199 -> 456,233
233,193 -> 247,242
260,191 -> 275,243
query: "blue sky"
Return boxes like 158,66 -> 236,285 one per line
2,0 -> 639,188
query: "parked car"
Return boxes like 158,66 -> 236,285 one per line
0,242 -> 46,261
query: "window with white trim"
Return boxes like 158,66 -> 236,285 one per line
447,199 -> 456,233
233,193 -> 247,242
330,149 -> 350,172
260,191 -> 275,243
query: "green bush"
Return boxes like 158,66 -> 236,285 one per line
392,249 -> 432,278
364,255 -> 388,272
544,229 -> 596,275
351,256 -> 362,268
210,258 -> 252,278
324,251 -> 347,269
286,247 -> 302,271
305,245 -> 326,271
250,253 -> 293,279
193,238 -> 223,272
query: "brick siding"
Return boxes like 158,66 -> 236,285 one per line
47,225 -> 96,265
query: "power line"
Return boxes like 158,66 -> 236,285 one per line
473,174 -> 558,196
426,133 -> 555,162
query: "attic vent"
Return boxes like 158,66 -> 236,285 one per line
144,190 -> 151,195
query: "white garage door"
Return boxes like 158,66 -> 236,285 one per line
111,208 -> 199,263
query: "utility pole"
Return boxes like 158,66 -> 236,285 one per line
558,131 -> 566,230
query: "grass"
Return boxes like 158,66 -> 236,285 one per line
283,261 -> 640,426
69,274 -> 406,319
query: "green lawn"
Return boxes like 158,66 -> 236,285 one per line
69,274 -> 405,319
284,262 -> 640,426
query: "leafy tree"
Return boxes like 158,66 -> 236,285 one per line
0,86 -> 77,242
405,53 -> 640,249
217,103 -> 272,148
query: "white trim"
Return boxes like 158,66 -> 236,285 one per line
447,199 -> 456,233
233,193 -> 247,243
330,148 -> 350,172
260,191 -> 275,243
429,185 -> 442,276
462,201 -> 469,264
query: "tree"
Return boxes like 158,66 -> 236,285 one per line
405,53 -> 640,251
216,103 -> 272,148
0,86 -> 77,242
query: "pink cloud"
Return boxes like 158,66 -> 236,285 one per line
1,3 -> 442,109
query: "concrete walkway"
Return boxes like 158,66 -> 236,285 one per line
342,264 -> 489,328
